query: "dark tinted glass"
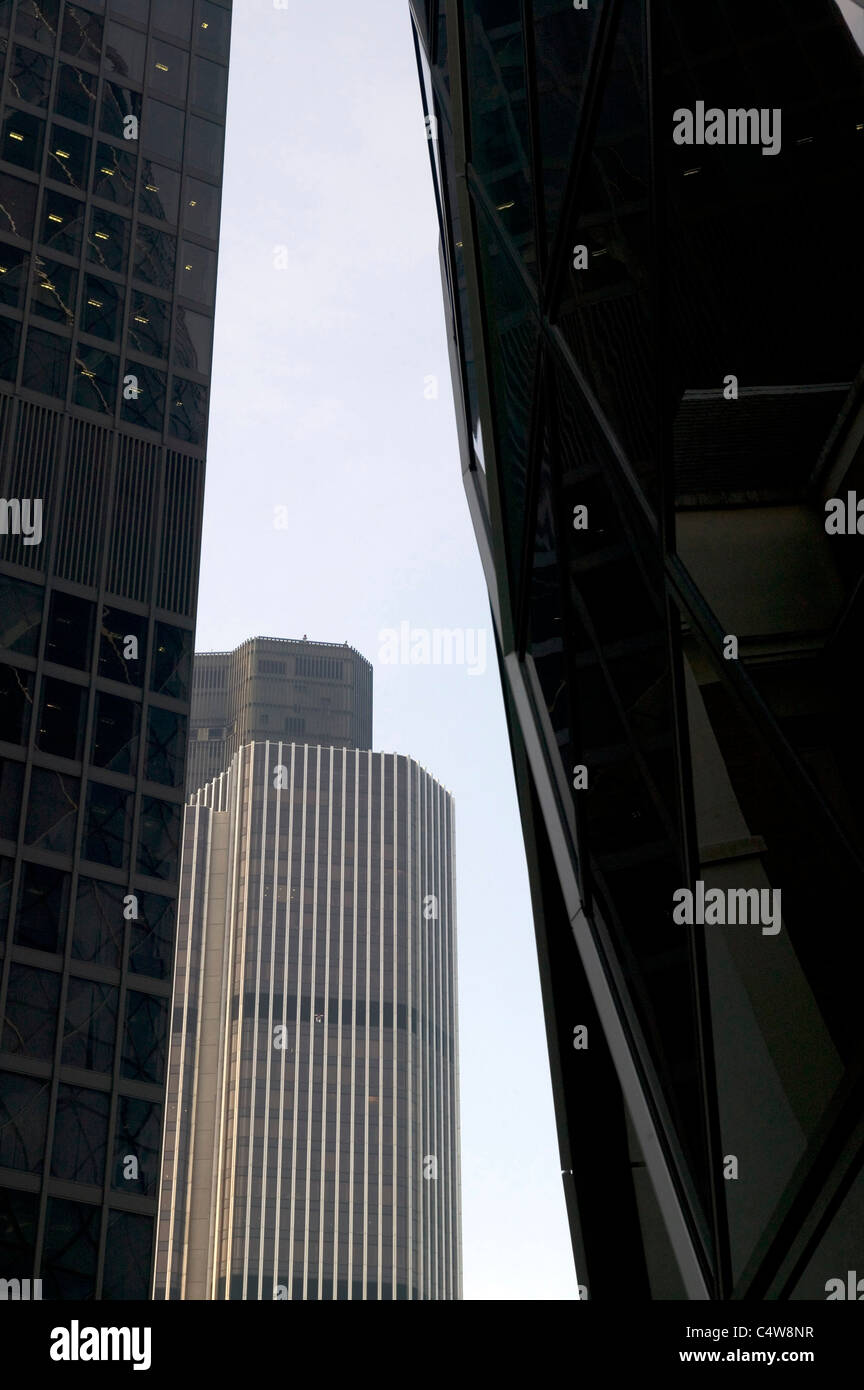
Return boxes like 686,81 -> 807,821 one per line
81,273 -> 121,339
145,706 -> 186,785
1,964 -> 60,1059
190,55 -> 227,116
0,1073 -> 49,1172
40,189 -> 85,255
0,317 -> 19,379
0,1190 -> 39,1279
185,114 -> 222,178
0,661 -> 33,743
0,171 -> 37,237
105,19 -> 144,80
31,256 -> 77,325
23,325 -> 70,396
178,239 -> 215,303
137,795 -> 180,879
102,1210 -> 152,1299
98,606 -> 147,683
47,123 -> 91,189
23,767 -> 79,853
73,343 -> 118,412
14,862 -> 70,952
60,4 -> 103,63
0,761 -> 24,840
46,590 -> 94,669
51,1084 -> 110,1183
62,977 -> 117,1072
121,987 -> 167,1081
141,97 -> 183,161
55,63 -> 97,125
86,205 -> 130,272
0,246 -> 29,307
41,1198 -> 99,1300
195,1 -> 230,60
120,360 -> 165,429
129,890 -> 174,978
169,375 -> 207,444
36,675 -> 86,758
1,106 -> 44,169
174,305 -> 211,371
133,223 -> 175,288
0,574 -> 42,653
112,1097 -> 162,1195
100,79 -> 141,139
92,140 -> 137,205
83,780 -> 130,867
149,40 -> 187,101
139,158 -> 179,220
128,288 -> 169,357
91,690 -> 139,772
152,0 -> 189,41
15,0 -> 61,48
151,621 -> 191,699
182,175 -> 218,237
72,875 -> 125,967
9,44 -> 52,106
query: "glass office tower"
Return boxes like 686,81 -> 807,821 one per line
412,0 -> 864,1299
0,0 -> 231,1299
155,741 -> 461,1300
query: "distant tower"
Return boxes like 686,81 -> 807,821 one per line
155,741 -> 461,1299
185,635 -> 373,792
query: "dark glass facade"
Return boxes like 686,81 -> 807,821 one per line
413,0 -> 864,1298
0,0 -> 231,1299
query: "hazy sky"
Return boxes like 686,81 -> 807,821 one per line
195,0 -> 578,1300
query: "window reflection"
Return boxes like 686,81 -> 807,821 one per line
10,44 -> 51,106
31,255 -> 77,326
120,360 -> 165,430
73,344 -> 118,413
1,107 -> 45,170
92,140 -> 136,205
100,81 -> 141,140
86,206 -> 130,272
56,64 -> 97,126
46,124 -> 91,189
149,40 -> 188,101
139,158 -> 179,221
81,273 -> 121,340
128,289 -> 169,357
105,20 -> 145,81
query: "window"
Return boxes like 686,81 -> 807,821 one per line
15,0 -> 60,48
128,288 -> 169,357
81,273 -> 121,340
179,239 -> 215,303
51,1085 -> 110,1184
122,989 -> 168,1082
182,176 -> 219,238
153,0 -> 189,41
120,360 -> 165,430
91,690 -> 139,772
0,761 -> 24,841
0,574 -> 42,653
9,44 -> 52,106
41,1199 -> 98,1300
105,20 -> 145,81
83,780 -> 130,867
113,1097 -> 162,1195
146,706 -> 186,786
100,80 -> 141,140
1,106 -> 45,170
173,305 -> 211,371
169,375 -> 207,444
129,890 -> 175,978
141,97 -> 183,162
149,40 -> 188,101
137,796 -> 181,879
31,256 -> 77,325
14,862 -> 71,952
2,965 -> 60,1060
45,590 -> 95,669
73,343 -> 118,413
72,875 -> 125,967
195,1 -> 230,61
36,675 -> 86,758
22,326 -> 69,397
139,158 -> 178,221
0,246 -> 29,308
92,140 -> 136,206
62,979 -> 117,1073
47,123 -> 90,190
99,606 -> 147,682
134,223 -> 175,288
61,4 -> 104,63
86,205 -> 129,272
40,189 -> 84,255
55,64 -> 98,125
190,56 -> 227,117
150,621 -> 192,699
185,114 -> 223,178
0,662 -> 34,743
0,1073 -> 49,1173
0,170 -> 37,237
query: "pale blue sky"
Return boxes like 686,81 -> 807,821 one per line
195,0 -> 578,1300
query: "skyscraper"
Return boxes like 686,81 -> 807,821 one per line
0,0 -> 231,1299
186,635 -> 373,794
413,0 -> 864,1299
156,671 -> 461,1299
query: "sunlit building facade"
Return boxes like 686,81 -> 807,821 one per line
155,740 -> 461,1300
413,0 -> 864,1299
